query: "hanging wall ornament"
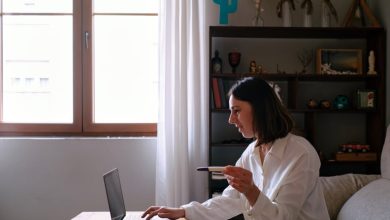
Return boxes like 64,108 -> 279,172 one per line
276,0 -> 296,27
252,0 -> 264,26
301,0 -> 313,27
321,0 -> 338,27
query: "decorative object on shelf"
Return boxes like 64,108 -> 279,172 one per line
252,0 -> 264,26
212,0 -> 238,25
297,49 -> 313,73
268,81 -> 282,102
317,49 -> 362,75
321,0 -> 338,27
333,95 -> 349,110
257,64 -> 264,74
339,143 -> 370,153
300,0 -> 313,27
343,0 -> 381,27
228,50 -> 241,73
211,50 -> 223,74
335,152 -> 377,162
307,99 -> 318,109
356,89 -> 375,109
367,50 -> 377,75
319,99 -> 332,109
276,0 -> 295,27
249,60 -> 257,73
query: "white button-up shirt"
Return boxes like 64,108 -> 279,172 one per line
182,133 -> 330,220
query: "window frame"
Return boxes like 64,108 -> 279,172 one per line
0,0 -> 157,136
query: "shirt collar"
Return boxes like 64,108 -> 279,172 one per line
266,133 -> 290,160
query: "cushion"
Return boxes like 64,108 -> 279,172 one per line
337,178 -> 390,220
320,174 -> 380,220
381,125 -> 390,179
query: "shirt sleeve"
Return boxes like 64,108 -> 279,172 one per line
181,190 -> 243,220
181,149 -> 250,220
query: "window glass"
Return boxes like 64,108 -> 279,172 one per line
93,16 -> 158,123
94,0 -> 158,13
2,16 -> 73,123
3,0 -> 72,13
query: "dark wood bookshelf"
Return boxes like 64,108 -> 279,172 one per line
208,26 -> 386,198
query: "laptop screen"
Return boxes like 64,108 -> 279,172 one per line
103,168 -> 126,220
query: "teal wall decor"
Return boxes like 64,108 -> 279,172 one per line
213,0 -> 238,25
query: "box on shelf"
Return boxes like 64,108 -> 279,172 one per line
335,152 -> 377,162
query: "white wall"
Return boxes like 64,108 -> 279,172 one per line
0,138 -> 156,220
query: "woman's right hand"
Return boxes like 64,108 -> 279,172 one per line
141,206 -> 185,220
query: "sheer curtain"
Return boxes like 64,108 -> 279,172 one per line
156,0 -> 209,206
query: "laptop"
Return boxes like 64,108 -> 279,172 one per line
103,168 -> 170,220
103,168 -> 127,220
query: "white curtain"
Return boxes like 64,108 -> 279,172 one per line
156,0 -> 209,206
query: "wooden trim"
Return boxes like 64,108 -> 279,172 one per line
0,0 -> 158,136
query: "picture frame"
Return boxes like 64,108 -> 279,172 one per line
316,49 -> 363,75
356,89 -> 375,109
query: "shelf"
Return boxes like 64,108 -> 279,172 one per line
212,108 -> 376,113
211,73 -> 379,81
210,26 -> 385,39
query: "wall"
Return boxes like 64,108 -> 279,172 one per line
0,138 -> 156,220
371,0 -> 390,125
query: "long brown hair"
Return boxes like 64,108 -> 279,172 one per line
228,77 -> 294,146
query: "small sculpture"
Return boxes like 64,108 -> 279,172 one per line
367,50 -> 377,75
297,49 -> 313,74
257,64 -> 264,74
320,100 -> 332,109
249,60 -> 257,73
307,99 -> 318,109
333,95 -> 349,109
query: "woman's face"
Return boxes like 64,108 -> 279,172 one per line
228,95 -> 254,138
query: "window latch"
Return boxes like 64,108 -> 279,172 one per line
84,31 -> 89,49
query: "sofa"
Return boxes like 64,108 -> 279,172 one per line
320,125 -> 390,220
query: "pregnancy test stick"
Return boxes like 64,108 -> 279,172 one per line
196,166 -> 225,172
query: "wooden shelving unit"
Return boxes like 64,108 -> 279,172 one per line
208,26 -> 386,197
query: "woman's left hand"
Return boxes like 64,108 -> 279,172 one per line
224,165 -> 260,205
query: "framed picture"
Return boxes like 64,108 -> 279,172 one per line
356,89 -> 375,109
316,49 -> 363,75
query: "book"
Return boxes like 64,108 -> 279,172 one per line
212,78 -> 222,109
217,78 -> 228,108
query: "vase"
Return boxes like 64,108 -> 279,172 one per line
302,0 -> 313,27
282,1 -> 292,27
211,50 -> 223,74
321,0 -> 331,27
303,11 -> 312,27
252,0 -> 264,26
228,51 -> 241,73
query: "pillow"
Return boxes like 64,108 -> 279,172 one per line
381,125 -> 390,179
337,178 -> 390,220
320,173 -> 380,220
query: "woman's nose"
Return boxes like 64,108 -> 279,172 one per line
228,113 -> 235,124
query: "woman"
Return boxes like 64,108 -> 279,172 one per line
143,77 -> 329,220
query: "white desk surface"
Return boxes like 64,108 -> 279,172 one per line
72,212 -> 186,220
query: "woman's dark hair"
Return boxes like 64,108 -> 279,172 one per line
228,77 -> 294,146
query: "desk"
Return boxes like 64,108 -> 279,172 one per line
72,211 -> 186,220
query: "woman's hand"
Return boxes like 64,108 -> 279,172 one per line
224,165 -> 260,206
142,206 -> 185,220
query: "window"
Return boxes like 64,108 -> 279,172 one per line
0,0 -> 158,136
